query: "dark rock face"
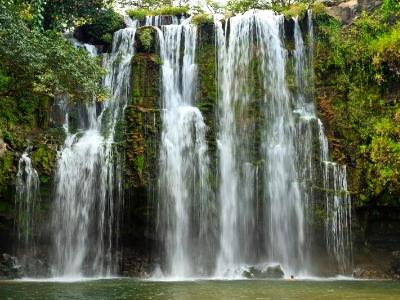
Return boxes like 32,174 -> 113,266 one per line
243,265 -> 285,279
358,0 -> 383,12
325,0 -> 359,25
390,251 -> 400,280
74,25 -> 109,52
350,207 -> 400,279
0,253 -> 23,279
119,23 -> 162,277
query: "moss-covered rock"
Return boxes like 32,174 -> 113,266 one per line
196,23 -> 217,159
126,50 -> 161,189
0,150 -> 14,196
31,144 -> 57,178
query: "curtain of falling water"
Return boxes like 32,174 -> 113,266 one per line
157,20 -> 213,278
51,20 -> 137,278
214,10 -> 352,276
159,20 -> 211,277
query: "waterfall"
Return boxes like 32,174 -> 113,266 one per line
215,12 -> 260,274
215,10 -> 306,275
213,10 -> 352,276
323,162 -> 352,273
308,10 -> 352,273
145,15 -> 183,27
51,20 -> 137,278
157,20 -> 213,277
15,148 -> 40,260
297,12 -> 352,274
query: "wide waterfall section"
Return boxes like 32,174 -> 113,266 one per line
9,10 -> 354,280
156,19 -> 214,278
214,10 -> 352,277
50,21 -> 137,278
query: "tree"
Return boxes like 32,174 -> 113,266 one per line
42,0 -> 114,30
0,9 -> 105,102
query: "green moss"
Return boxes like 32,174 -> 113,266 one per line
126,52 -> 161,189
31,144 -> 56,176
0,151 -> 13,195
150,54 -> 162,65
135,155 -> 145,171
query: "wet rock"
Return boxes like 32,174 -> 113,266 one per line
358,0 -> 383,13
0,253 -> 24,279
23,257 -> 51,278
120,248 -> 158,278
243,265 -> 285,279
352,266 -> 389,279
325,0 -> 358,25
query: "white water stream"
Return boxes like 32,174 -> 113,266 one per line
156,19 -> 213,278
51,20 -> 137,278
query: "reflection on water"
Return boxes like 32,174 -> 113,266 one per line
0,279 -> 399,300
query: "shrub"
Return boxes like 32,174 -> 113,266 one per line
192,13 -> 213,25
127,6 -> 189,20
282,3 -> 308,19
154,6 -> 188,16
139,28 -> 153,51
85,8 -> 125,44
311,2 -> 326,16
0,10 -> 106,102
126,9 -> 149,21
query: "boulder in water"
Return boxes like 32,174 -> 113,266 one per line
242,264 -> 285,279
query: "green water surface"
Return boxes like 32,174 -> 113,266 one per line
0,279 -> 399,300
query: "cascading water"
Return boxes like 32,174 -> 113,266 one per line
215,12 -> 259,274
157,20 -> 213,277
213,10 -> 352,276
15,148 -> 40,260
299,11 -> 352,274
317,105 -> 352,273
145,15 -> 181,26
323,162 -> 352,273
306,11 -> 352,273
215,10 -> 306,275
51,20 -> 137,278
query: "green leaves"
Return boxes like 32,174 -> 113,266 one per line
0,9 -> 105,102
85,8 -> 124,44
315,7 -> 400,205
42,0 -> 113,30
